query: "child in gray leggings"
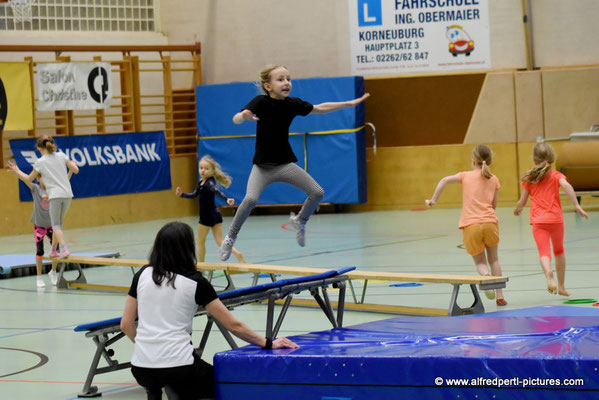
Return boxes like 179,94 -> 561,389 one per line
219,65 -> 369,261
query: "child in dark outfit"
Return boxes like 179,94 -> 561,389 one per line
176,155 -> 245,263
219,64 -> 369,261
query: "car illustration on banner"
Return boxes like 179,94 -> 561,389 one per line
446,25 -> 474,56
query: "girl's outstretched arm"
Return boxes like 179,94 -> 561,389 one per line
559,178 -> 589,219
6,160 -> 33,189
233,109 -> 259,124
425,174 -> 460,206
513,189 -> 529,216
311,93 -> 370,114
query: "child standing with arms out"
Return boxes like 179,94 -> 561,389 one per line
20,136 -> 79,258
219,64 -> 369,261
176,155 -> 245,263
6,162 -> 59,287
426,144 -> 507,306
514,142 -> 588,296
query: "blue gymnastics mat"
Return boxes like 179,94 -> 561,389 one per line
214,306 -> 599,399
0,252 -> 120,275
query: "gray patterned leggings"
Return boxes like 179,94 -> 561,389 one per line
227,163 -> 324,238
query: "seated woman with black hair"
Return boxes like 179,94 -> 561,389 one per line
121,221 -> 298,400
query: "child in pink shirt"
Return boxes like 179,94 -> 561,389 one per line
426,145 -> 506,306
514,143 -> 588,296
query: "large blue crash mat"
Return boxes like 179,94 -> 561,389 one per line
196,76 -> 367,205
214,306 -> 599,399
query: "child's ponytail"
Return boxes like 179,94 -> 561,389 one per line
36,135 -> 57,154
472,144 -> 493,179
521,143 -> 555,183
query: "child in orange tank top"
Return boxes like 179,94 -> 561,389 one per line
426,145 -> 506,306
514,143 -> 588,296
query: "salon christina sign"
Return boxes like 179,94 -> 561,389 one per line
36,62 -> 112,111
348,0 -> 491,75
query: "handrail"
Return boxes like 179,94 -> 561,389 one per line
0,43 -> 201,55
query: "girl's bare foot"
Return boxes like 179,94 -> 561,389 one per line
546,272 -> 557,294
558,288 -> 571,296
235,252 -> 246,264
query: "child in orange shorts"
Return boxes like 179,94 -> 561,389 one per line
514,143 -> 588,296
426,144 -> 506,306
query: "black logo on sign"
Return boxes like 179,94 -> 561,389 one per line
0,77 -> 7,132
87,67 -> 109,104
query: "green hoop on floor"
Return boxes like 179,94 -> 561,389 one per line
563,299 -> 597,304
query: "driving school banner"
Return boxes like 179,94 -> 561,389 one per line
36,62 -> 112,111
348,0 -> 491,75
0,62 -> 34,131
9,131 -> 171,201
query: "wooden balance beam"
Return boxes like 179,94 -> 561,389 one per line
44,255 -> 508,316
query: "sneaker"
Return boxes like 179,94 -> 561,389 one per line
49,270 -> 57,285
287,212 -> 306,247
219,235 -> 236,261
60,250 -> 70,259
49,249 -> 59,258
36,276 -> 46,288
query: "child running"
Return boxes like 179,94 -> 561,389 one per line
20,135 -> 79,258
176,155 -> 245,263
425,144 -> 506,306
6,161 -> 59,287
514,142 -> 588,296
219,64 -> 369,261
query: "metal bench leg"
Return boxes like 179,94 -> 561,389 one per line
223,271 -> 235,292
348,279 -> 358,303
78,336 -> 104,397
336,281 -> 346,328
196,318 -> 215,358
57,261 -> 87,289
310,287 -> 338,328
272,295 -> 293,338
448,284 -> 485,316
360,279 -> 369,304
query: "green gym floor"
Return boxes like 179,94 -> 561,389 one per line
0,206 -> 597,399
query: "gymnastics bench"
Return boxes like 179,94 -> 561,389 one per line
49,256 -> 508,316
72,266 -> 353,398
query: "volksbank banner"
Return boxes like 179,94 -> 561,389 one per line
36,62 -> 112,110
9,131 -> 171,201
348,0 -> 491,75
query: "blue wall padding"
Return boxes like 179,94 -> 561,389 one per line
214,306 -> 599,399
196,77 -> 366,205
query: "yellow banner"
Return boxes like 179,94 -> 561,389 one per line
0,62 -> 34,131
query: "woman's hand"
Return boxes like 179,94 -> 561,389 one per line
425,199 -> 436,207
272,337 -> 299,349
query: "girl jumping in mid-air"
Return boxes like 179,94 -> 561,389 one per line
177,155 -> 245,263
514,142 -> 588,296
426,144 -> 507,306
20,136 -> 79,259
219,64 -> 369,261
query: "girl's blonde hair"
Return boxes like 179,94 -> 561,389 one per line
200,155 -> 232,188
36,135 -> 57,154
258,64 -> 286,93
521,142 -> 555,183
472,144 -> 493,179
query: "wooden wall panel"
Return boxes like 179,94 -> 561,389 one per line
348,143 -> 520,211
542,68 -> 599,139
464,72 -> 517,144
515,71 -> 544,142
364,74 -> 485,147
